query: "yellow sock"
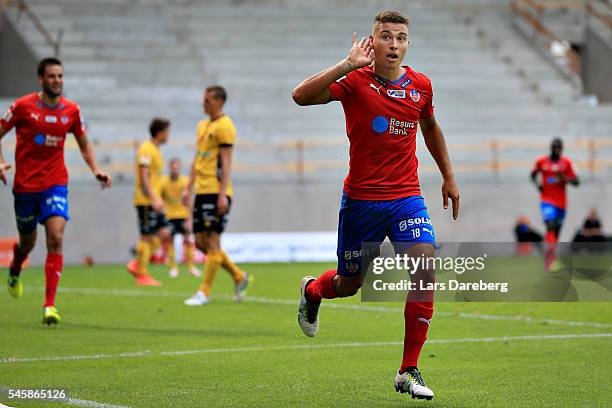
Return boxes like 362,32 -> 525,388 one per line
151,236 -> 161,254
136,239 -> 151,276
185,242 -> 195,269
199,250 -> 222,296
167,242 -> 176,269
220,250 -> 244,284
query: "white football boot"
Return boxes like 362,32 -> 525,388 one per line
234,272 -> 250,302
394,368 -> 434,400
297,276 -> 320,337
184,291 -> 209,306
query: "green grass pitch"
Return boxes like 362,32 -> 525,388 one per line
1,262 -> 611,407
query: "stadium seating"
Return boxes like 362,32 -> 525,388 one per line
2,0 -> 611,183
2,0 -> 612,263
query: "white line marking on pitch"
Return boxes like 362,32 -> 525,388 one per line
1,333 -> 610,365
0,386 -> 129,408
62,398 -> 129,408
38,286 -> 612,329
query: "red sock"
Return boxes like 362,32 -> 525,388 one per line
545,231 -> 557,244
9,243 -> 28,276
44,253 -> 63,307
305,269 -> 338,302
400,301 -> 433,372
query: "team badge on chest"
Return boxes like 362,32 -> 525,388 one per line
409,89 -> 420,103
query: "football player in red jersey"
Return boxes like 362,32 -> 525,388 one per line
292,10 -> 459,400
531,138 -> 579,269
0,57 -> 112,325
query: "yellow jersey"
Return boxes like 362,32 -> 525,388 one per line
194,114 -> 236,196
161,175 -> 190,220
133,140 -> 164,206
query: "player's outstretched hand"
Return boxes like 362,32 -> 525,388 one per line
346,32 -> 374,70
442,178 -> 460,220
0,162 -> 12,185
95,172 -> 112,189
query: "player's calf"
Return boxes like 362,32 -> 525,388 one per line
10,241 -> 33,278
333,275 -> 362,297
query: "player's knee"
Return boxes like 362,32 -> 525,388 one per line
18,239 -> 35,254
335,277 -> 362,297
46,233 -> 63,252
159,228 -> 171,242
195,236 -> 208,253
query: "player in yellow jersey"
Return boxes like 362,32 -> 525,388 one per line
127,118 -> 172,286
183,86 -> 250,306
161,158 -> 201,278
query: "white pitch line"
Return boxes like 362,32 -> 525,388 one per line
62,398 -> 129,408
0,387 -> 129,408
1,333 -> 610,365
38,286 -> 612,329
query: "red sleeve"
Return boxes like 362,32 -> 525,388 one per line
565,158 -> 577,179
0,101 -> 20,131
532,158 -> 543,173
70,105 -> 86,137
328,72 -> 355,102
419,77 -> 434,120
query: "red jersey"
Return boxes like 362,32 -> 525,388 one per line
329,65 -> 434,200
532,155 -> 577,209
0,93 -> 85,193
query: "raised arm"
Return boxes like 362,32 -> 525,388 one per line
292,33 -> 373,106
74,131 -> 112,189
420,115 -> 460,220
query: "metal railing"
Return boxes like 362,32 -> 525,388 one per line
2,0 -> 62,56
3,137 -> 611,182
510,0 -> 583,84
587,0 -> 612,36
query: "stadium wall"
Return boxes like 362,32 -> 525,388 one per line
0,13 -> 38,97
1,181 -> 611,265
582,23 -> 612,103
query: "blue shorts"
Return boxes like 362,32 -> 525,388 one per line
13,185 -> 70,234
337,193 -> 436,277
540,202 -> 565,223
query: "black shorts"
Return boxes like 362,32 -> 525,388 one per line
168,218 -> 187,236
136,205 -> 169,235
193,194 -> 232,233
